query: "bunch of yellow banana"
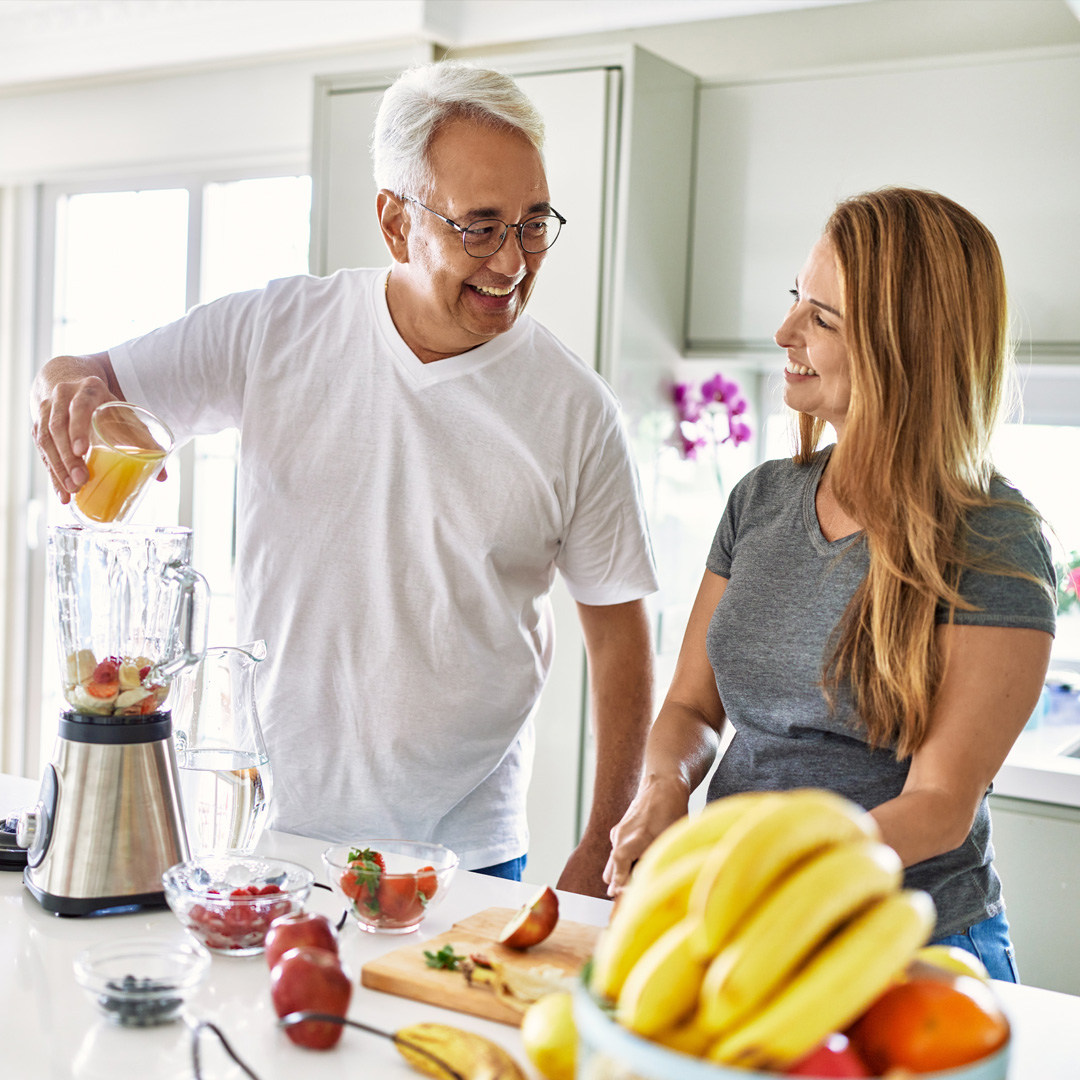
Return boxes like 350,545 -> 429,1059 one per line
590,788 -> 936,1072
394,1021 -> 528,1080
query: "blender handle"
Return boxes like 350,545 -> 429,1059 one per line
155,564 -> 210,680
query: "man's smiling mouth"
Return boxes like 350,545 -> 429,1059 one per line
470,283 -> 515,297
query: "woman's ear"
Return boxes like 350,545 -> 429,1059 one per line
377,189 -> 410,264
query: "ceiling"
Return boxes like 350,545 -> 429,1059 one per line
1,0 -> 1077,95
0,0 -> 868,91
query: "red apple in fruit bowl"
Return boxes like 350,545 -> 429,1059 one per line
265,910 -> 338,970
785,1033 -> 871,1077
270,946 -> 352,1050
498,885 -> 559,949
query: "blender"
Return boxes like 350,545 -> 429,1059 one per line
18,525 -> 209,914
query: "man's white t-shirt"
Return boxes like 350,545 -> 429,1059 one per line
110,268 -> 658,869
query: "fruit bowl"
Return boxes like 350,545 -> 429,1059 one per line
73,937 -> 210,1027
573,985 -> 1010,1080
322,840 -> 458,934
163,854 -> 314,955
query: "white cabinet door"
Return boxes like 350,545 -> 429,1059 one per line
689,53 -> 1080,350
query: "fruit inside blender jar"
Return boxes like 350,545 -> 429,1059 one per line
64,650 -> 168,716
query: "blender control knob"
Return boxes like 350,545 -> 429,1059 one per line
16,808 -> 38,850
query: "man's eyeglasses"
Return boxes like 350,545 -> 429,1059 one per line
402,195 -> 566,258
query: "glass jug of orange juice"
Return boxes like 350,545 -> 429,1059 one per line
73,401 -> 173,526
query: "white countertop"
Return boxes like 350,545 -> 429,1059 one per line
994,721 -> 1080,808
3,772 -> 1079,1080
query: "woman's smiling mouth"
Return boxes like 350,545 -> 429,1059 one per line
785,360 -> 819,376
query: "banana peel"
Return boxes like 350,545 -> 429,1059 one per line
395,1021 -> 527,1080
460,953 -> 576,1017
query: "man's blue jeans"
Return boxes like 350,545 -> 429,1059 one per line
474,854 -> 527,881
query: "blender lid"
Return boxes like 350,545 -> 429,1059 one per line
0,813 -> 28,871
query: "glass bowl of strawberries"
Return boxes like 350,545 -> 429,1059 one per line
162,854 -> 314,956
322,840 -> 458,934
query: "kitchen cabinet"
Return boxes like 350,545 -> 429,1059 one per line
988,792 -> 1080,997
309,47 -> 697,885
688,52 -> 1080,356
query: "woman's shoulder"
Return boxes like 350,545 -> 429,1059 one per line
966,474 -> 1046,548
730,449 -> 829,503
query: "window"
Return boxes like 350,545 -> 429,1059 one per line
993,422 -> 1080,667
35,173 -> 310,770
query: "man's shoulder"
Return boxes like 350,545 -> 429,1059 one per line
263,266 -> 381,301
516,316 -> 616,398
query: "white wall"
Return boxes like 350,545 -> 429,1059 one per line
0,44 -> 431,185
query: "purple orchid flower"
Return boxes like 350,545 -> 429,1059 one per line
667,370 -> 753,472
671,382 -> 701,423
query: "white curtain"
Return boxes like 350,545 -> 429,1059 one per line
0,184 -> 40,777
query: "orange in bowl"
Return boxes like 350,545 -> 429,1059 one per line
848,974 -> 1010,1075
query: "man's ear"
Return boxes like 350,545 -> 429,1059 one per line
377,189 -> 410,264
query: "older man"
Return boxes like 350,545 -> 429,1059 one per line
31,60 -> 657,896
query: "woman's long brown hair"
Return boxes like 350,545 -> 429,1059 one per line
796,188 -> 1019,758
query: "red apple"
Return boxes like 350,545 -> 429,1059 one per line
270,946 -> 351,1050
265,910 -> 338,970
786,1033 -> 871,1077
497,885 -> 559,949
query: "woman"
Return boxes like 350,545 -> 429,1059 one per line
605,188 -> 1055,981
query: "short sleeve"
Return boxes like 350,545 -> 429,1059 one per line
555,413 -> 658,605
707,470 -> 757,579
939,487 -> 1057,635
109,286 -> 270,444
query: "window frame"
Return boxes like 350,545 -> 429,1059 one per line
20,161 -> 308,779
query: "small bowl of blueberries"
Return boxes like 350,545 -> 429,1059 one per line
73,937 -> 211,1027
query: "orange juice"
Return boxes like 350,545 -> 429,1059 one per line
74,443 -> 167,524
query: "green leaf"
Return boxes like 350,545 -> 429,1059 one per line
423,943 -> 464,971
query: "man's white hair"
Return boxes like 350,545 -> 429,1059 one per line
372,59 -> 545,198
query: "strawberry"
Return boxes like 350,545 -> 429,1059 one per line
92,657 -> 121,683
417,866 -> 438,903
339,848 -> 384,915
377,875 -> 424,925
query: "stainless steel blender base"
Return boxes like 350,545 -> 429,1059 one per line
20,711 -> 190,916
22,873 -> 168,916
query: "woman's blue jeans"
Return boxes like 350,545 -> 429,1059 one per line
931,908 -> 1019,982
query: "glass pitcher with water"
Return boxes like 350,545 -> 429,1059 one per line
171,641 -> 273,854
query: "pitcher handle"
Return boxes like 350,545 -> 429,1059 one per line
155,564 -> 210,680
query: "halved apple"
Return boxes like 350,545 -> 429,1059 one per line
497,885 -> 559,949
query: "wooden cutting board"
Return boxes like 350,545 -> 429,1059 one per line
360,907 -> 602,1026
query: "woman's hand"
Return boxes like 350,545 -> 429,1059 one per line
603,774 -> 692,896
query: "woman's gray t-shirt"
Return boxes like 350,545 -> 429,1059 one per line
705,446 -> 1056,937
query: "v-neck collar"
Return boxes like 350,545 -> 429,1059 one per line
372,268 -> 529,388
803,444 -> 863,553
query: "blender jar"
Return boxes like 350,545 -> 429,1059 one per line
48,525 -> 210,716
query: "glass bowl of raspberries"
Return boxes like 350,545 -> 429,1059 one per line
162,854 -> 314,955
322,840 -> 458,934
